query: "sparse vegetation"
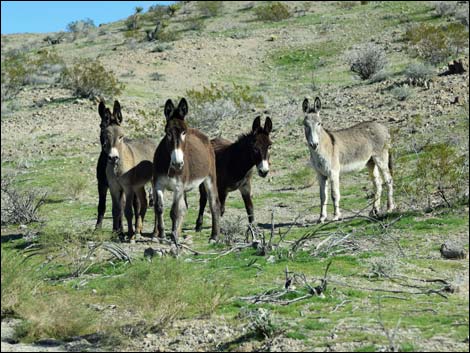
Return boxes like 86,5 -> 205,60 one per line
1,175 -> 47,226
405,62 -> 434,86
254,2 -> 291,22
391,85 -> 413,101
346,43 -> 388,80
433,1 -> 457,17
197,1 -> 223,18
404,22 -> 468,64
401,143 -> 469,209
66,18 -> 96,41
60,58 -> 124,99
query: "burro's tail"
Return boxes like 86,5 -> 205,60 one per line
388,150 -> 393,177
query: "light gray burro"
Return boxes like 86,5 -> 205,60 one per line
302,97 -> 395,223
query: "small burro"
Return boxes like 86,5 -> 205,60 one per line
152,98 -> 221,245
302,97 -> 395,223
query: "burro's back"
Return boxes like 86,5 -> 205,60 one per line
331,121 -> 391,170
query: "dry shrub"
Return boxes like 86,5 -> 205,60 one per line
346,43 -> 387,80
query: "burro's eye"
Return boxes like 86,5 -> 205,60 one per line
119,135 -> 124,140
181,131 -> 186,136
268,144 -> 272,150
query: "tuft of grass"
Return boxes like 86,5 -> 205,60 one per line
1,252 -> 41,316
68,175 -> 88,200
391,85 -> 413,101
288,167 -> 315,188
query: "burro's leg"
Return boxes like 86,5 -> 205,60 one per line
195,184 -> 207,232
124,188 -> 136,242
330,171 -> 342,221
152,178 -> 165,241
239,178 -> 254,224
367,159 -> 383,217
374,150 -> 395,212
170,188 -> 186,246
205,175 -> 221,243
317,173 -> 329,223
136,187 -> 147,236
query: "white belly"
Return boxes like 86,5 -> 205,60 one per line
341,160 -> 367,173
158,175 -> 205,192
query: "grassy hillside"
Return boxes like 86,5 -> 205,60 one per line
1,1 -> 469,351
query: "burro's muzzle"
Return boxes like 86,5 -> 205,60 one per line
170,148 -> 184,171
257,160 -> 269,178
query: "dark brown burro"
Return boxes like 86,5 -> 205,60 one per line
101,101 -> 158,242
195,116 -> 273,231
152,98 -> 220,244
95,101 -> 138,230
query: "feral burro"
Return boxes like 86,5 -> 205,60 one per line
152,98 -> 221,245
302,97 -> 394,223
195,115 -> 273,231
101,100 -> 158,242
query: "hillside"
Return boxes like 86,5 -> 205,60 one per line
1,1 -> 469,352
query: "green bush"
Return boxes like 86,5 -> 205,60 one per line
402,144 -> 468,209
254,2 -> 291,22
155,29 -> 180,42
61,58 -> 124,99
197,1 -> 223,17
186,82 -> 264,108
391,86 -> 413,101
1,51 -> 30,101
404,23 -> 468,64
405,62 -> 434,86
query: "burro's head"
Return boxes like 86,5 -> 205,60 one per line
250,116 -> 273,178
99,100 -> 125,165
302,97 -> 322,151
164,98 -> 189,172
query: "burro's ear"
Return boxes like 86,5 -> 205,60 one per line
252,116 -> 261,132
313,97 -> 321,113
98,101 -> 107,120
264,117 -> 273,134
302,98 -> 309,113
113,100 -> 123,124
177,98 -> 189,119
164,99 -> 175,120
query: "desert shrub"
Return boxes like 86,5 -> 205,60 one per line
346,43 -> 387,80
186,84 -> 264,133
254,2 -> 291,22
241,308 -> 282,339
220,216 -> 246,246
186,82 -> 264,108
168,2 -> 182,17
152,42 -> 173,52
401,143 -> 469,209
391,86 -> 413,101
150,72 -> 165,81
1,51 -> 30,101
368,70 -> 391,84
434,1 -> 457,17
405,62 -> 434,86
60,58 -> 124,99
197,1 -> 223,17
186,17 -> 206,31
125,7 -> 143,31
155,28 -> 180,42
445,22 -> 469,55
455,7 -> 469,28
66,18 -> 95,40
1,175 -> 47,226
404,23 -> 468,64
